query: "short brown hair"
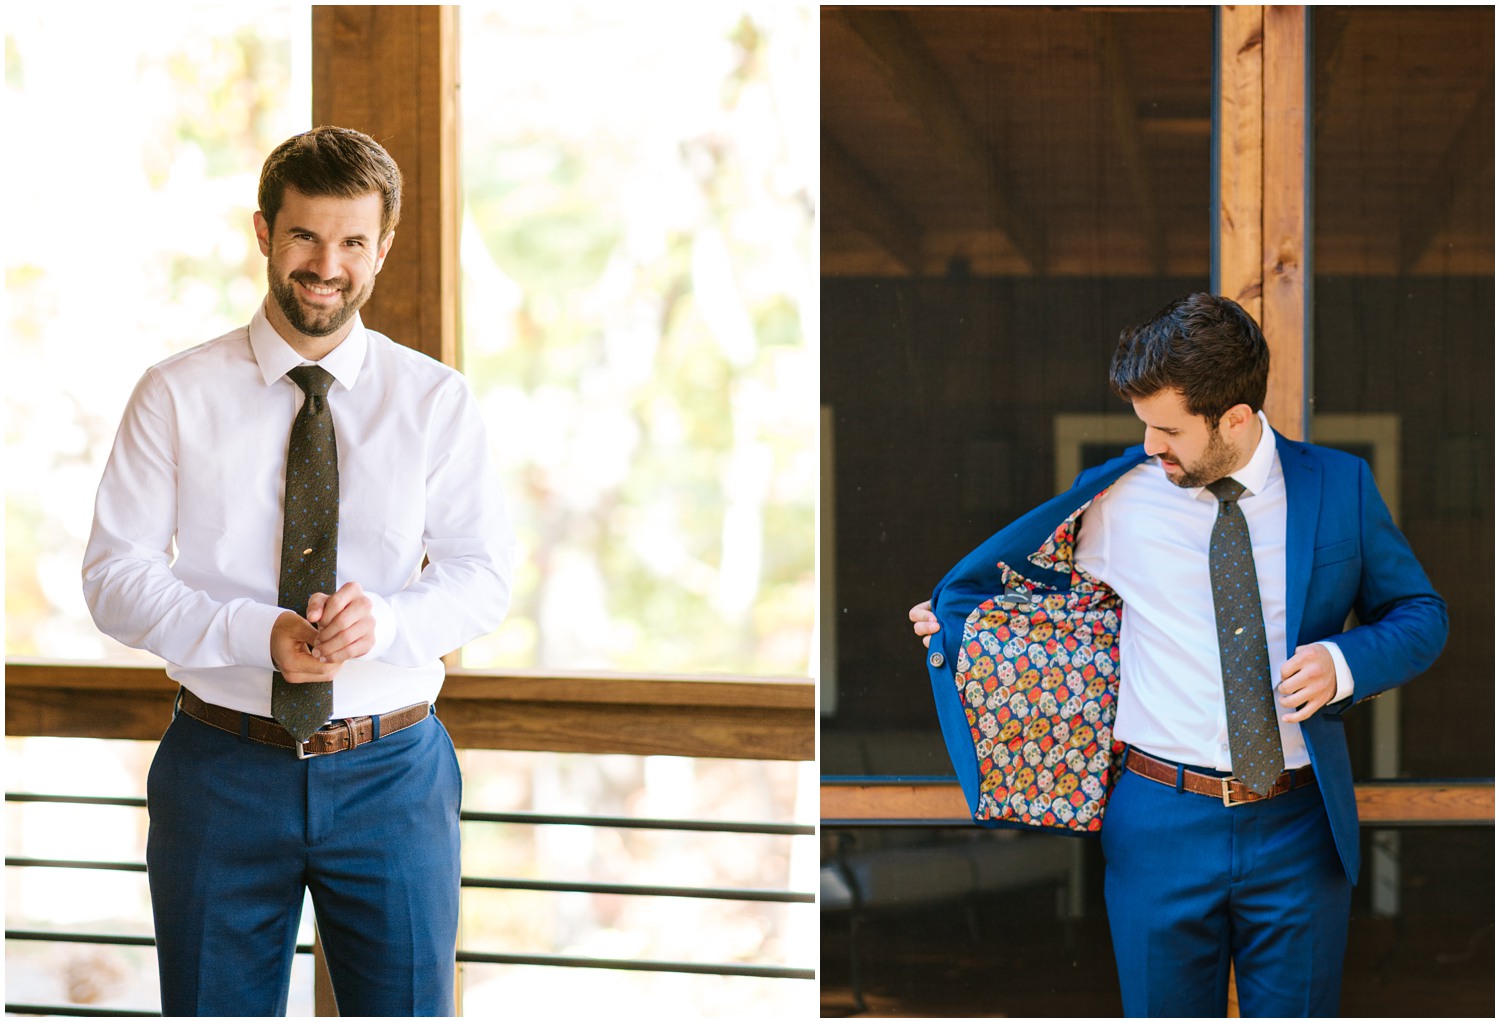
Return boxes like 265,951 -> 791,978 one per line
257,125 -> 403,240
1109,293 -> 1270,427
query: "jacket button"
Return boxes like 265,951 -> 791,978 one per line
929,651 -> 945,668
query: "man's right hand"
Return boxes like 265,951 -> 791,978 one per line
909,600 -> 940,648
271,611 -> 340,684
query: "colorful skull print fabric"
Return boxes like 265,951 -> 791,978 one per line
952,494 -> 1124,832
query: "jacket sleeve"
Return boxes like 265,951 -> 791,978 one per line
1322,458 -> 1447,712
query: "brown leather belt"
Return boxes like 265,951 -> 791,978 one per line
1126,748 -> 1316,807
178,688 -> 430,759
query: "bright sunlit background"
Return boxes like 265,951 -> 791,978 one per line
4,3 -> 816,1016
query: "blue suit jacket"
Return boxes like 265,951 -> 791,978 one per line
926,430 -> 1447,885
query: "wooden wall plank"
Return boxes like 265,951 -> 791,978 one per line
1261,6 -> 1308,439
311,5 -> 459,369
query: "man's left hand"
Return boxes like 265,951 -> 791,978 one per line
306,581 -> 376,663
1278,644 -> 1337,722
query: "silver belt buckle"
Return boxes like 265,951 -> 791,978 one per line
296,719 -> 360,759
1220,776 -> 1254,807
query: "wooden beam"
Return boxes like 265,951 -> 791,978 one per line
1218,7 -> 1307,439
1217,5 -> 1264,323
819,778 -> 1495,826
1089,12 -> 1166,275
312,5 -> 460,369
822,130 -> 925,275
1261,6 -> 1308,440
3,663 -> 816,762
840,7 -> 1044,272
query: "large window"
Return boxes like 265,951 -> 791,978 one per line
5,5 -> 313,663
459,4 -> 816,678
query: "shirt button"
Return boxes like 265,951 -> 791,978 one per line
929,651 -> 945,668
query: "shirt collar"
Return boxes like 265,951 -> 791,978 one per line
1191,409 -> 1277,500
248,298 -> 368,391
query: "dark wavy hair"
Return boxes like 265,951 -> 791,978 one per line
257,126 -> 403,240
1109,293 -> 1270,427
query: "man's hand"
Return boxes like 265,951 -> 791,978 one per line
1278,644 -> 1338,722
306,581 -> 376,664
909,600 -> 940,649
271,611 -> 339,684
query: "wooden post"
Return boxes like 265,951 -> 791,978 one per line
1216,8 -> 1310,1014
312,5 -> 461,370
1217,6 -> 1264,325
1217,5 -> 1308,442
313,928 -> 338,1017
1261,6 -> 1308,441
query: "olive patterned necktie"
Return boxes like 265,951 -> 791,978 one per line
1206,477 -> 1285,795
271,365 -> 338,743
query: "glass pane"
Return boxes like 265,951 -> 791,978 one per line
5,6 -> 312,663
458,4 -> 816,677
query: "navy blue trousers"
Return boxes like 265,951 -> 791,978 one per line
146,707 -> 462,1017
1099,765 -> 1352,1017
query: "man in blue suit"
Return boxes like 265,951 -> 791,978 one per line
910,294 -> 1446,1016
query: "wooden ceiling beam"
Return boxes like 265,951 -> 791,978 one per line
822,130 -> 925,275
1089,12 -> 1166,275
1399,73 -> 1494,272
839,7 -> 1044,273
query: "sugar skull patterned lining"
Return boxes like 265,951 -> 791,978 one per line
953,491 -> 1124,832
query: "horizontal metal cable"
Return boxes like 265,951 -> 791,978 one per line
6,930 -> 155,947
5,929 -> 313,955
461,876 -> 814,902
5,793 -> 146,808
6,860 -> 811,904
455,949 -> 815,980
6,857 -> 146,873
4,1003 -> 159,1017
3,932 -> 812,981
459,809 -> 814,836
5,794 -> 814,837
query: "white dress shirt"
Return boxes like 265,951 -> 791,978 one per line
83,300 -> 517,718
1073,412 -> 1352,771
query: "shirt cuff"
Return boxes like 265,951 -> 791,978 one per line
359,590 -> 397,661
1316,640 -> 1355,703
232,601 -> 292,671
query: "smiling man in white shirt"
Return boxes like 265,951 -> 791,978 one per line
83,126 -> 515,1017
910,294 -> 1445,1016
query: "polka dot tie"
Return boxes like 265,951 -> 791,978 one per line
271,365 -> 338,743
1206,477 -> 1285,795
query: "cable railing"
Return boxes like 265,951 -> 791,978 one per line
5,662 -> 817,1017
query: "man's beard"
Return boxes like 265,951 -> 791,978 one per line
1162,425 -> 1239,488
268,267 -> 373,339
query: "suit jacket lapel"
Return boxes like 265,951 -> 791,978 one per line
1277,431 -> 1320,656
